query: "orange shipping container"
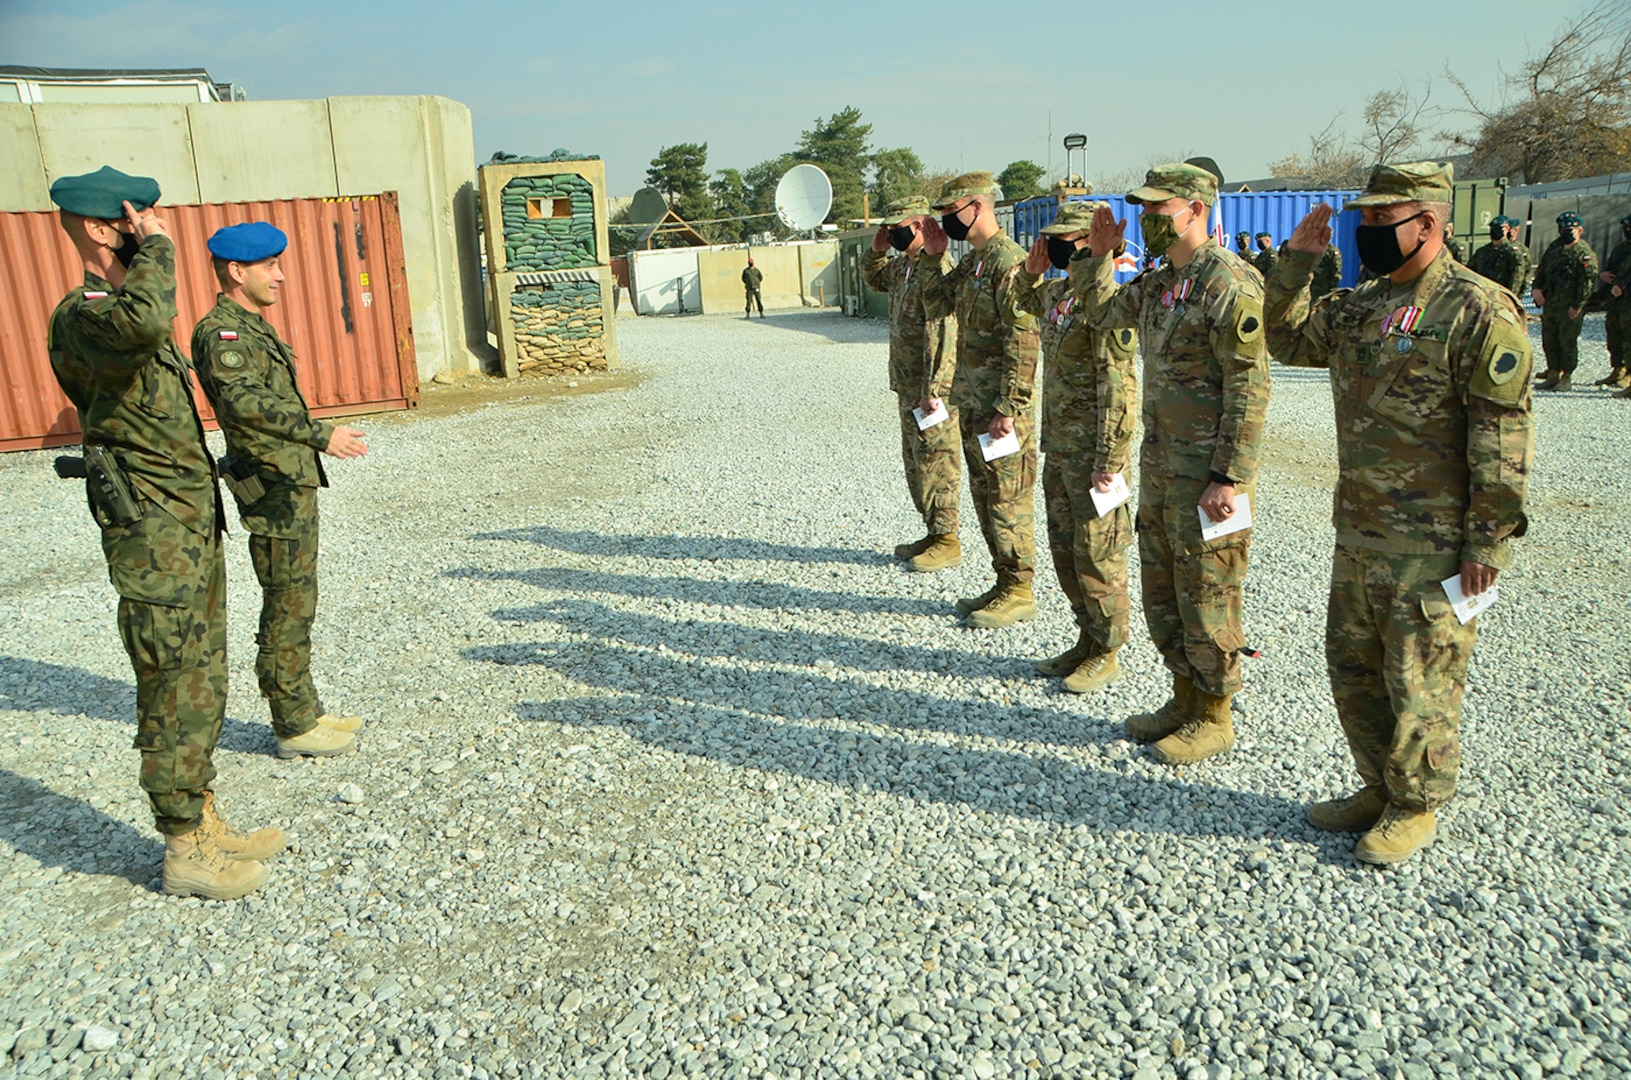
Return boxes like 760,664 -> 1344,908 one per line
0,192 -> 419,453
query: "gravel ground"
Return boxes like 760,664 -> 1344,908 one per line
1,307 -> 1628,1080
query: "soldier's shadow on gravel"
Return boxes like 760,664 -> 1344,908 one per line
472,525 -> 890,567
509,693 -> 1303,841
0,769 -> 160,887
447,566 -> 944,617
0,656 -> 271,755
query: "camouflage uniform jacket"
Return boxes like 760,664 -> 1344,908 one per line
191,295 -> 332,492
860,249 -> 958,398
1601,240 -> 1631,310
1253,247 -> 1278,280
1068,240 -> 1270,486
1533,238 -> 1598,310
919,233 -> 1040,418
1265,247 -> 1533,569
1466,240 -> 1522,296
1312,245 -> 1343,295
1512,239 -> 1533,296
1014,268 -> 1138,468
47,235 -> 219,537
1446,236 -> 1467,263
742,266 -> 763,290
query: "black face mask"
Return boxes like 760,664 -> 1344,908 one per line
1559,227 -> 1575,240
1355,211 -> 1428,276
1046,237 -> 1078,270
941,203 -> 978,242
1623,227 -> 1631,241
888,225 -> 916,252
1489,224 -> 1505,241
112,228 -> 142,269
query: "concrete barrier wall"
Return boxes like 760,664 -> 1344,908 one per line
697,247 -> 805,313
799,243 -> 838,307
0,95 -> 485,383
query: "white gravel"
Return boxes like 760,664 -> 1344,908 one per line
1,307 -> 1628,1080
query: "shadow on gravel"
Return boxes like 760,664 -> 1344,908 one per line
0,769 -> 160,887
472,524 -> 890,567
0,656 -> 272,755
447,566 -> 945,617
506,693 -> 1304,841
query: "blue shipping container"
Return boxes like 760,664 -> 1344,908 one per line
1012,189 -> 1363,288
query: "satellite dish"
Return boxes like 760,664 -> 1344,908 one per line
774,164 -> 832,232
629,187 -> 668,225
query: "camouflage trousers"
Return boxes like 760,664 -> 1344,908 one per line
1042,453 -> 1131,650
248,485 -> 322,738
1326,546 -> 1475,812
1539,307 -> 1584,374
895,393 -> 962,536
1136,472 -> 1250,697
1606,304 -> 1631,368
959,409 -> 1037,584
101,508 -> 227,836
745,288 -> 764,316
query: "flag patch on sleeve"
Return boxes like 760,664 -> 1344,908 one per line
219,331 -> 238,340
82,291 -> 108,300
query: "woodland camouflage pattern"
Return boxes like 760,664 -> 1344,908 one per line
46,235 -> 227,836
1602,239 -> 1631,369
1312,245 -> 1343,296
1265,245 -> 1535,811
1466,238 -> 1528,296
1534,234 -> 1598,374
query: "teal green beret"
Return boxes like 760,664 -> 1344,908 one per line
207,222 -> 288,262
1254,231 -> 1272,240
1557,211 -> 1582,227
48,166 -> 161,219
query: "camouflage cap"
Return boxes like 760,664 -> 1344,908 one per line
48,165 -> 161,219
1557,210 -> 1582,227
932,171 -> 997,210
1126,162 -> 1218,206
880,195 -> 933,226
1040,201 -> 1104,236
1343,161 -> 1454,210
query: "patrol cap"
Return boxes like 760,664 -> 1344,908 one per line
48,165 -> 161,219
1343,161 -> 1454,210
1040,201 -> 1105,236
207,222 -> 288,262
932,171 -> 997,210
1126,162 -> 1218,206
1556,210 -> 1582,227
880,195 -> 933,226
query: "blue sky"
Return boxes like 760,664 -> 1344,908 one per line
2,0 -> 1585,195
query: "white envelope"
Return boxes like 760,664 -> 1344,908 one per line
1090,473 -> 1131,517
1197,492 -> 1253,541
1441,574 -> 1499,625
913,403 -> 950,430
977,431 -> 1021,461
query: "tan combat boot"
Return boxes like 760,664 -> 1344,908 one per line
1355,805 -> 1438,865
908,535 -> 961,573
317,711 -> 365,734
1062,648 -> 1120,694
1037,626 -> 1094,676
198,791 -> 285,861
1594,366 -> 1626,386
1306,787 -> 1386,832
954,582 -> 1003,617
894,534 -> 934,559
1534,367 -> 1553,383
163,828 -> 269,899
1616,384 -> 1631,399
967,581 -> 1037,629
276,723 -> 357,759
1152,691 -> 1236,765
1124,673 -> 1194,742
1550,373 -> 1573,392
1614,368 -> 1631,389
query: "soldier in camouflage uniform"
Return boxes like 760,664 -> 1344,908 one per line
1505,216 -> 1533,298
1267,162 -> 1534,865
1253,233 -> 1277,280
46,167 -> 277,900
1532,211 -> 1598,391
1596,213 -> 1631,391
860,197 -> 963,571
1312,244 -> 1343,296
919,172 -> 1042,628
1444,222 -> 1467,264
1069,163 -> 1272,765
1014,203 -> 1138,693
1234,231 -> 1254,263
191,222 -> 368,760
1467,215 -> 1525,297
742,258 -> 765,318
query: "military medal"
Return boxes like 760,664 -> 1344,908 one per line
1379,305 -> 1422,338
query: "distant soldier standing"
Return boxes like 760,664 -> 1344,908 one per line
1443,221 -> 1467,263
1506,216 -> 1533,297
192,223 -> 368,760
1015,202 -> 1138,693
1252,233 -> 1277,279
1532,211 -> 1597,391
1596,213 -> 1631,391
1266,162 -> 1534,864
1234,231 -> 1254,262
742,257 -> 765,318
1467,216 -> 1524,296
919,172 -> 1043,628
1312,243 -> 1343,296
46,167 -> 277,900
1070,163 -> 1272,764
860,197 -> 963,571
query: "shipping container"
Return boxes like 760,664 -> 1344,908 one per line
0,193 -> 417,453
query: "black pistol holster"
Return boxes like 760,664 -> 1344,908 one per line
218,456 -> 267,505
82,445 -> 142,526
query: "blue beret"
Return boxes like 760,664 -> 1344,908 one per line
207,222 -> 288,262
48,166 -> 161,219
1557,211 -> 1582,227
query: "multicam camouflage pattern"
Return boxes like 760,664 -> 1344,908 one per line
1266,244 -> 1533,809
1068,239 -> 1270,696
1603,240 -> 1631,368
921,233 -> 1041,583
1466,238 -> 1527,296
1534,236 -> 1598,374
1042,455 -> 1132,650
1312,245 -> 1343,296
249,487 -> 322,737
894,403 -> 962,536
46,235 -> 226,835
1327,548 -> 1473,811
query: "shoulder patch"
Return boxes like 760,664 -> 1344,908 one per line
219,351 -> 246,369
83,291 -> 108,300
219,330 -> 239,341
1469,322 -> 1532,406
1119,328 -> 1134,347
1233,306 -> 1263,343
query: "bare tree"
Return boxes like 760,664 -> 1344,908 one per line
1359,82 -> 1436,164
1448,2 -> 1631,182
1268,116 -> 1367,189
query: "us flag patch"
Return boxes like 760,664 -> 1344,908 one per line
83,291 -> 108,299
219,331 -> 239,340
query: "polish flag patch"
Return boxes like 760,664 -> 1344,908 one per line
219,331 -> 238,340
83,291 -> 108,299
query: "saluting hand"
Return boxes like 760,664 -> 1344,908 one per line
1087,205 -> 1125,259
871,225 -> 891,254
123,200 -> 170,241
1288,204 -> 1333,255
1024,235 -> 1051,275
324,426 -> 369,459
920,218 -> 948,256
